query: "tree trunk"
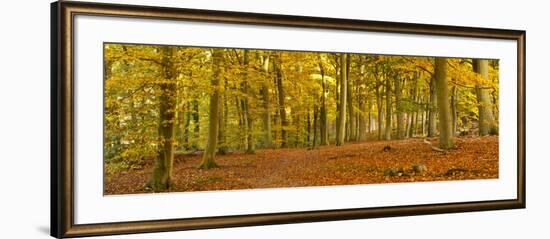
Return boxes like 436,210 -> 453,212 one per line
336,54 -> 347,146
427,77 -> 437,138
199,49 -> 223,169
346,55 -> 355,141
384,74 -> 392,140
191,99 -> 199,149
358,98 -> 367,141
293,110 -> 300,147
312,106 -> 319,148
177,106 -> 186,150
261,54 -> 272,148
420,97 -> 426,137
450,85 -> 458,136
335,65 -> 341,144
375,74 -> 383,140
218,77 -> 228,155
242,50 -> 255,153
319,60 -> 329,145
395,76 -> 404,139
183,102 -> 191,150
149,46 -> 177,190
409,79 -> 419,137
307,108 -> 312,145
368,99 -> 372,134
473,59 -> 498,135
275,54 -> 288,147
434,58 -> 454,149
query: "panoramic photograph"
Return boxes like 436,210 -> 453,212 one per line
103,43 -> 499,195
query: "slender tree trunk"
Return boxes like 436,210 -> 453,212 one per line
335,66 -> 341,143
420,98 -> 426,137
149,46 -> 177,190
346,56 -> 355,141
336,54 -> 347,146
319,60 -> 329,145
293,110 -> 300,147
411,79 -> 420,137
375,74 -> 383,140
434,58 -> 454,149
218,77 -> 228,155
395,76 -> 404,139
473,59 -> 498,135
275,54 -> 288,147
307,108 -> 312,145
199,49 -> 223,169
368,99 -> 372,134
234,95 -> 244,150
428,77 -> 437,138
411,111 -> 418,137
273,93 -> 279,147
359,98 -> 367,141
450,85 -> 458,136
261,54 -> 272,148
177,106 -> 185,150
183,102 -> 191,150
411,82 -> 424,137
312,106 -> 319,148
384,74 -> 392,140
242,50 -> 255,153
191,99 -> 199,149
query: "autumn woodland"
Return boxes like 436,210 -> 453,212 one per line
104,43 -> 499,195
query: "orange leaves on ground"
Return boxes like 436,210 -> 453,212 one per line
104,136 -> 498,195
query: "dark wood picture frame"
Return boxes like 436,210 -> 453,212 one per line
51,1 -> 526,238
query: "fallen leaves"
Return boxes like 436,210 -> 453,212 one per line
104,136 -> 499,195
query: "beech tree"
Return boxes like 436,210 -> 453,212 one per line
199,49 -> 223,169
336,54 -> 347,146
261,53 -> 272,148
148,46 -> 177,190
318,55 -> 329,146
473,59 -> 498,136
434,58 -> 454,149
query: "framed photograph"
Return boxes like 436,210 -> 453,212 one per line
51,1 -> 526,238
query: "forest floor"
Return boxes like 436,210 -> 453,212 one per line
104,136 -> 499,195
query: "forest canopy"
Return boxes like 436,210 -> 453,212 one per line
104,43 -> 499,193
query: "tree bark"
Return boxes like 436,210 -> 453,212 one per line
149,46 -> 177,190
434,58 -> 454,149
358,98 -> 367,141
312,106 -> 319,148
318,59 -> 329,145
191,99 -> 199,149
409,78 -> 419,137
274,54 -> 288,147
420,97 -> 427,136
473,59 -> 498,135
199,49 -> 223,169
336,54 -> 348,146
384,74 -> 392,141
427,77 -> 437,138
375,72 -> 383,140
218,77 -> 228,155
177,105 -> 186,150
346,55 -> 355,141
242,50 -> 255,153
261,54 -> 272,148
395,76 -> 404,139
183,102 -> 191,150
450,85 -> 458,136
